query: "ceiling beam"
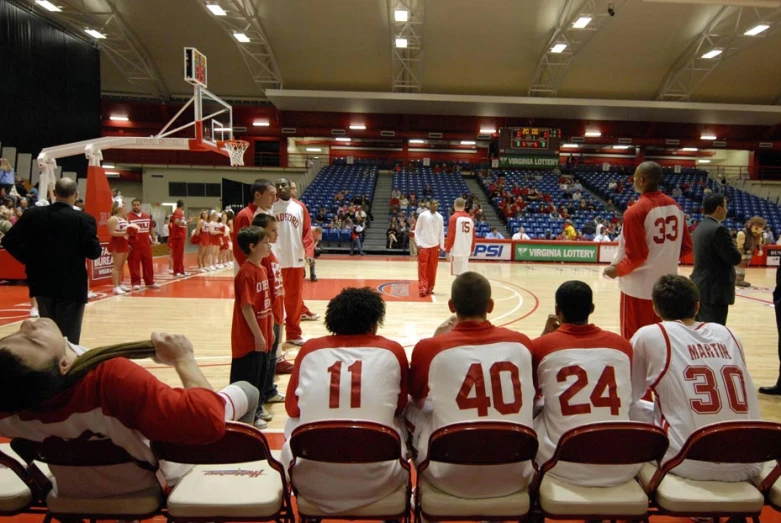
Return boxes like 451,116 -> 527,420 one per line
656,5 -> 781,101
26,0 -> 170,100
195,0 -> 283,98
388,0 -> 425,93
529,0 -> 628,97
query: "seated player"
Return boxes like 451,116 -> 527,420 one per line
532,281 -> 637,486
282,287 -> 408,514
0,319 -> 258,498
406,272 -> 535,499
630,275 -> 761,481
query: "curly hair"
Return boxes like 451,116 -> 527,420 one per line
324,287 -> 385,335
746,216 -> 766,231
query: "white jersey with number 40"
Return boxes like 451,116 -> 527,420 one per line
630,321 -> 761,481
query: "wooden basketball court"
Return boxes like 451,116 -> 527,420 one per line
1,253 -> 778,427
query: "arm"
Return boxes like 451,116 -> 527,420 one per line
413,214 -> 423,246
445,214 -> 456,253
470,219 -> 477,253
242,304 -> 266,352
301,204 -> 315,260
615,209 -> 649,277
736,230 -> 746,251
439,215 -> 445,250
679,217 -> 693,258
81,214 -> 102,260
713,226 -> 743,266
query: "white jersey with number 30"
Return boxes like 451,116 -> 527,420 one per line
630,321 -> 761,481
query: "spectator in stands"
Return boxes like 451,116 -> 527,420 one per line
350,217 -> 365,256
316,207 -> 328,224
335,190 -> 344,203
550,209 -> 561,220
703,186 -> 712,196
13,208 -> 23,223
387,218 -> 399,249
0,159 -> 14,199
0,207 -> 11,240
672,185 -> 683,198
527,187 -> 541,201
391,187 -> 401,200
17,198 -> 28,213
111,188 -> 123,208
485,227 -> 504,239
356,205 -> 367,225
606,198 -> 616,211
544,230 -> 553,240
399,194 -> 409,208
14,176 -> 27,199
416,201 -> 427,216
572,189 -> 582,202
423,184 -> 433,198
608,179 -> 617,191
512,227 -> 530,240
563,220 -> 576,241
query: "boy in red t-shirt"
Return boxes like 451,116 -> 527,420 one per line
231,225 -> 274,429
252,214 -> 287,419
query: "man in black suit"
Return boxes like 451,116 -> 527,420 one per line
761,266 -> 781,395
690,193 -> 742,325
1,178 -> 101,343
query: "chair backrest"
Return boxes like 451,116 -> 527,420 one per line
289,421 -> 402,464
0,446 -> 48,502
540,422 -> 668,475
151,422 -> 274,465
426,422 -> 538,466
674,421 -> 781,464
11,436 -> 156,471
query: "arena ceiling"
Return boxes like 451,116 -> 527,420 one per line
19,0 -> 781,123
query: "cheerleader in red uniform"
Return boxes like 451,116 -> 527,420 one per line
207,210 -> 221,270
224,209 -> 235,268
216,212 -> 232,268
107,202 -> 137,294
195,210 -> 210,272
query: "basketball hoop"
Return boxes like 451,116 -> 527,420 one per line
221,140 -> 249,167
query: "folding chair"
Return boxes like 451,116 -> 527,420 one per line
288,420 -> 411,523
536,422 -> 668,520
0,443 -> 50,517
151,421 -> 291,522
640,421 -> 781,522
415,421 -> 538,521
11,436 -> 166,523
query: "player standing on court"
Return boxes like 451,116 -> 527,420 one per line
169,200 -> 189,276
272,178 -> 314,346
445,197 -> 475,276
232,179 -> 276,274
603,161 -> 692,339
414,199 -> 445,297
127,198 -> 160,290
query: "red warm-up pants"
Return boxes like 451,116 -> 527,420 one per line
170,236 -> 186,275
620,292 -> 661,340
128,244 -> 155,286
417,246 -> 440,296
282,267 -> 305,340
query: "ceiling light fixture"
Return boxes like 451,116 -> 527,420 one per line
562,143 -> 580,148
306,148 -> 322,152
461,141 -> 476,145
85,29 -> 106,39
698,159 -> 711,163
479,128 -> 496,134
409,139 -> 425,144
744,24 -> 770,36
206,4 -> 227,16
109,115 -> 129,121
701,49 -> 722,59
253,120 -> 270,127
349,124 -> 366,130
335,137 -> 351,142
233,32 -> 250,43
585,130 -> 601,137
36,0 -> 61,12
551,43 -> 567,53
682,147 -> 698,151
394,9 -> 409,22
573,16 -> 592,28
395,37 -> 408,48
612,145 -> 631,149
701,134 -> 717,140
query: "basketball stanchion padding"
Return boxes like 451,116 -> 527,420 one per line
221,140 -> 250,167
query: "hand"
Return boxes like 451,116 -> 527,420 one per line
603,265 -> 618,279
306,257 -> 314,265
445,252 -> 451,262
254,333 -> 267,352
434,315 -> 457,337
543,314 -> 561,334
151,333 -> 195,365
759,250 -> 764,256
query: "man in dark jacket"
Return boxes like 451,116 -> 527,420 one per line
690,193 -> 742,325
762,266 -> 781,395
1,178 -> 101,343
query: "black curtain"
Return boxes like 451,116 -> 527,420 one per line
222,178 -> 251,212
0,1 -> 101,176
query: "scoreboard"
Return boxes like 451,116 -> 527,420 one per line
184,47 -> 208,88
499,127 -> 562,156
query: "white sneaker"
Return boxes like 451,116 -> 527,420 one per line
133,285 -> 142,291
87,291 -> 98,299
209,266 -> 217,271
113,287 -> 126,295
120,285 -> 132,292
216,263 -> 224,269
147,283 -> 161,289
287,338 -> 306,346
253,418 -> 268,430
168,269 -> 174,274
257,407 -> 273,421
300,312 -> 320,321
29,307 -> 39,318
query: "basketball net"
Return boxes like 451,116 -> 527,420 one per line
221,140 -> 250,167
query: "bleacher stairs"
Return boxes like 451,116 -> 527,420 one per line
463,175 -> 505,235
363,172 -> 393,251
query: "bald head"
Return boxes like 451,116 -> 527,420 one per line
634,161 -> 664,193
450,272 -> 494,320
54,178 -> 78,201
